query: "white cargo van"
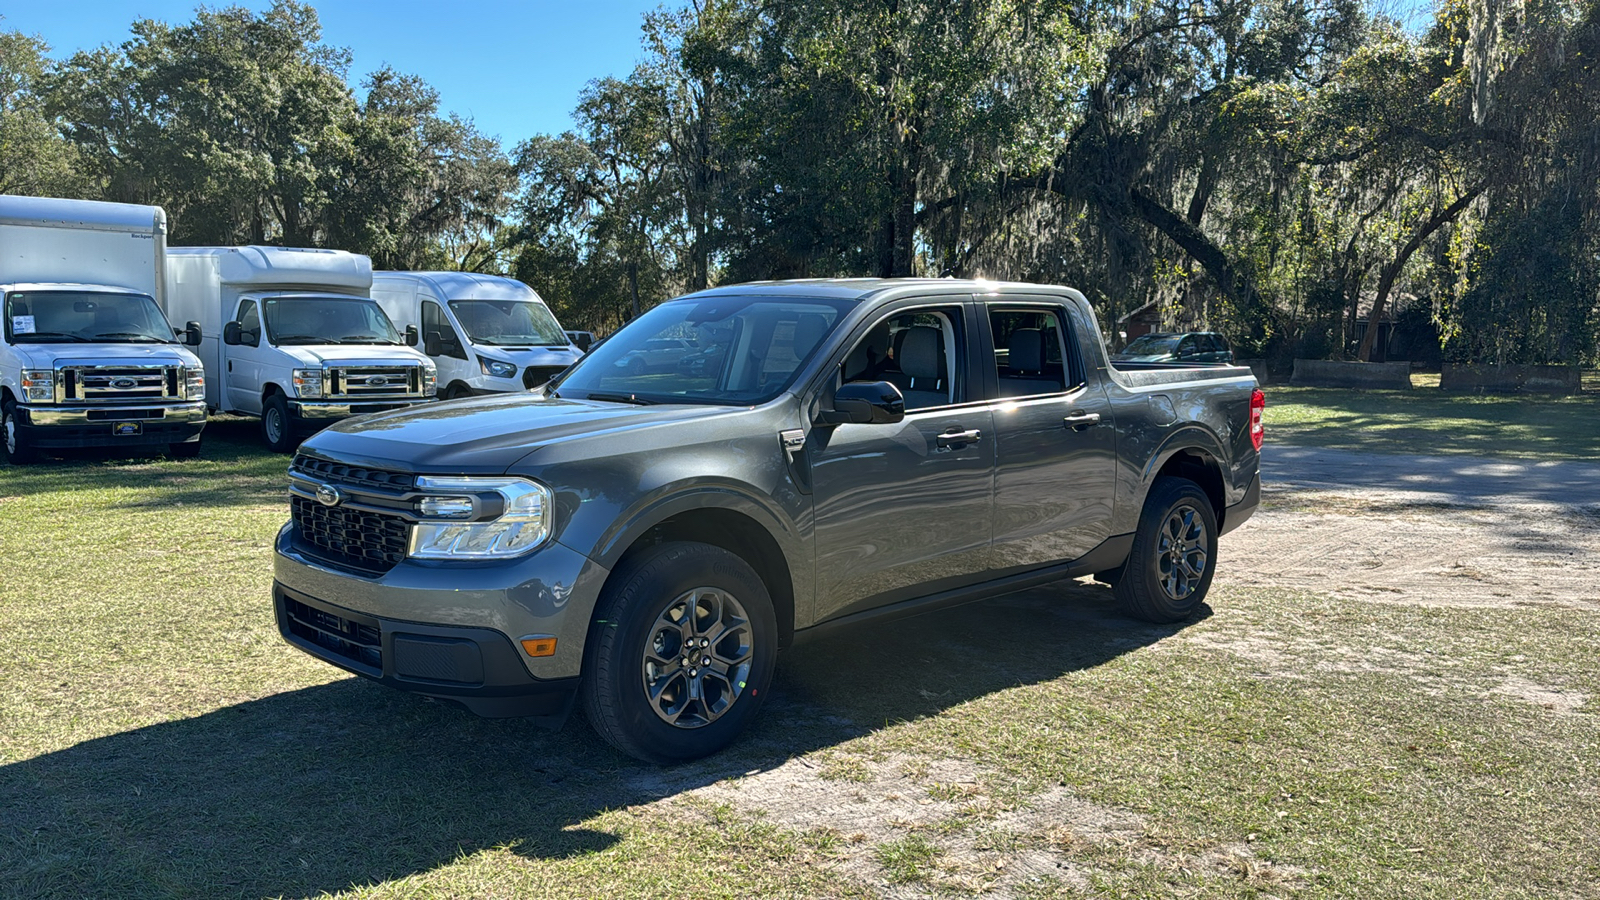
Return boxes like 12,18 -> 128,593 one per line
371,271 -> 582,398
166,247 -> 437,452
0,195 -> 207,464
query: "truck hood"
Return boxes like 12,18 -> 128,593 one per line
301,392 -> 738,473
15,342 -> 201,369
280,345 -> 429,367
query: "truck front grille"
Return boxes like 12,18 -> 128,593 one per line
291,455 -> 417,492
291,495 -> 409,575
282,595 -> 382,672
62,365 -> 179,402
327,366 -> 420,399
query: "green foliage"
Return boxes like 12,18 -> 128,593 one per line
0,28 -> 94,197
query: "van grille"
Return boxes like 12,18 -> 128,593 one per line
327,366 -> 421,399
523,366 -> 567,389
290,495 -> 409,575
62,365 -> 179,402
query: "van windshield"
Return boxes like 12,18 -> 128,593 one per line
263,297 -> 401,345
448,299 -> 568,346
549,295 -> 850,406
5,290 -> 175,344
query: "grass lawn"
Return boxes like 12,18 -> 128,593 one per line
1262,385 -> 1600,460
2,414 -> 1598,898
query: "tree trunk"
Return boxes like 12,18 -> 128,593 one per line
1357,185 -> 1484,362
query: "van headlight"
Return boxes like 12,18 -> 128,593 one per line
182,367 -> 205,400
21,369 -> 55,403
408,476 -> 552,559
480,357 -> 516,379
292,368 -> 325,399
421,362 -> 437,397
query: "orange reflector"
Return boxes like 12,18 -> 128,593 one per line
520,636 -> 557,657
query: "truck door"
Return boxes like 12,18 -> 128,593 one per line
983,300 -> 1117,568
807,302 -> 995,622
226,298 -> 266,414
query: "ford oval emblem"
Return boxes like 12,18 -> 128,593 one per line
366,375 -> 388,387
315,484 -> 344,507
111,377 -> 137,389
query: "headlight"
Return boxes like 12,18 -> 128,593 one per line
421,362 -> 437,397
182,366 -> 205,400
292,368 -> 324,399
21,369 -> 55,403
480,357 -> 517,379
409,476 -> 552,559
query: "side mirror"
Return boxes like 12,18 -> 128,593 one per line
404,324 -> 419,347
184,321 -> 202,347
572,333 -> 593,352
424,331 -> 442,357
820,381 -> 905,426
223,321 -> 242,346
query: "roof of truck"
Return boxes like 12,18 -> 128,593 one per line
675,278 -> 1085,303
372,270 -> 542,302
0,196 -> 166,233
168,245 -> 372,289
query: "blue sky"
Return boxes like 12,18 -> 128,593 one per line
1,0 -> 665,147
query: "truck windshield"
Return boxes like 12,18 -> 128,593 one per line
549,295 -> 851,406
448,299 -> 568,346
4,290 -> 175,344
262,297 -> 401,345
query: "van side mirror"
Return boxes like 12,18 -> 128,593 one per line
572,333 -> 593,352
183,321 -> 202,347
223,321 -> 242,346
404,324 -> 419,347
424,331 -> 442,357
819,381 -> 905,426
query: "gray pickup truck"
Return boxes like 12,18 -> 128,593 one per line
274,279 -> 1263,762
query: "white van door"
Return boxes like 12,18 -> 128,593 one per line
421,298 -> 473,394
225,298 -> 267,414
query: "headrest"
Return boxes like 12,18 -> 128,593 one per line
1007,328 -> 1045,372
845,322 -> 893,379
899,326 -> 944,380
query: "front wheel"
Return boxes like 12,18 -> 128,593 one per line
261,394 -> 296,454
582,542 -> 777,764
1,399 -> 40,465
1114,477 -> 1218,623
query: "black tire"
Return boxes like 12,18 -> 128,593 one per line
1114,477 -> 1218,623
169,440 -> 203,459
582,542 -> 777,764
261,394 -> 296,454
1,398 -> 40,465
444,382 -> 470,401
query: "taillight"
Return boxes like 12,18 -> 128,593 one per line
1249,388 -> 1265,452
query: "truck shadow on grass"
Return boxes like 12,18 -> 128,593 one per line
0,581 -> 1201,899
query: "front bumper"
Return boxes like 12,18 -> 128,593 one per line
18,401 -> 207,448
288,397 -> 436,422
274,525 -> 610,715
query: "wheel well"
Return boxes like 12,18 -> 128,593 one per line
614,509 -> 796,648
262,384 -> 284,402
1155,449 -> 1226,527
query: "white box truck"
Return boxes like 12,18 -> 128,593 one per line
166,246 -> 437,452
371,271 -> 582,398
0,195 -> 207,464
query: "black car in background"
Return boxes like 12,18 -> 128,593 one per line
1113,331 -> 1234,364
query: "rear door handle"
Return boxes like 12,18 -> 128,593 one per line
1063,412 -> 1101,429
936,428 -> 982,448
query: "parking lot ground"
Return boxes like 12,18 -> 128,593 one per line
1,433 -> 1596,898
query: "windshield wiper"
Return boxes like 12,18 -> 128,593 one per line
275,334 -> 334,344
337,335 -> 397,344
92,333 -> 169,343
14,332 -> 91,342
582,391 -> 655,406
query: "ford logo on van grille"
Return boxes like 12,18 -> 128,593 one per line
111,377 -> 138,389
364,376 -> 388,387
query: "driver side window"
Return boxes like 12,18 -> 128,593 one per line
234,299 -> 261,347
422,300 -> 467,360
840,307 -> 964,411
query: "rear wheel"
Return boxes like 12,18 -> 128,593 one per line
1114,477 -> 1217,623
1,399 -> 39,465
261,394 -> 296,454
582,542 -> 777,764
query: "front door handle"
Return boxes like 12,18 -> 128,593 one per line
1063,412 -> 1101,429
936,428 -> 982,448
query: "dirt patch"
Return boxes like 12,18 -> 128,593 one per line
1488,675 -> 1589,715
635,754 -> 1305,898
1228,485 -> 1600,611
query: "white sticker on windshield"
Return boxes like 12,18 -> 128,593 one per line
11,315 -> 35,334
